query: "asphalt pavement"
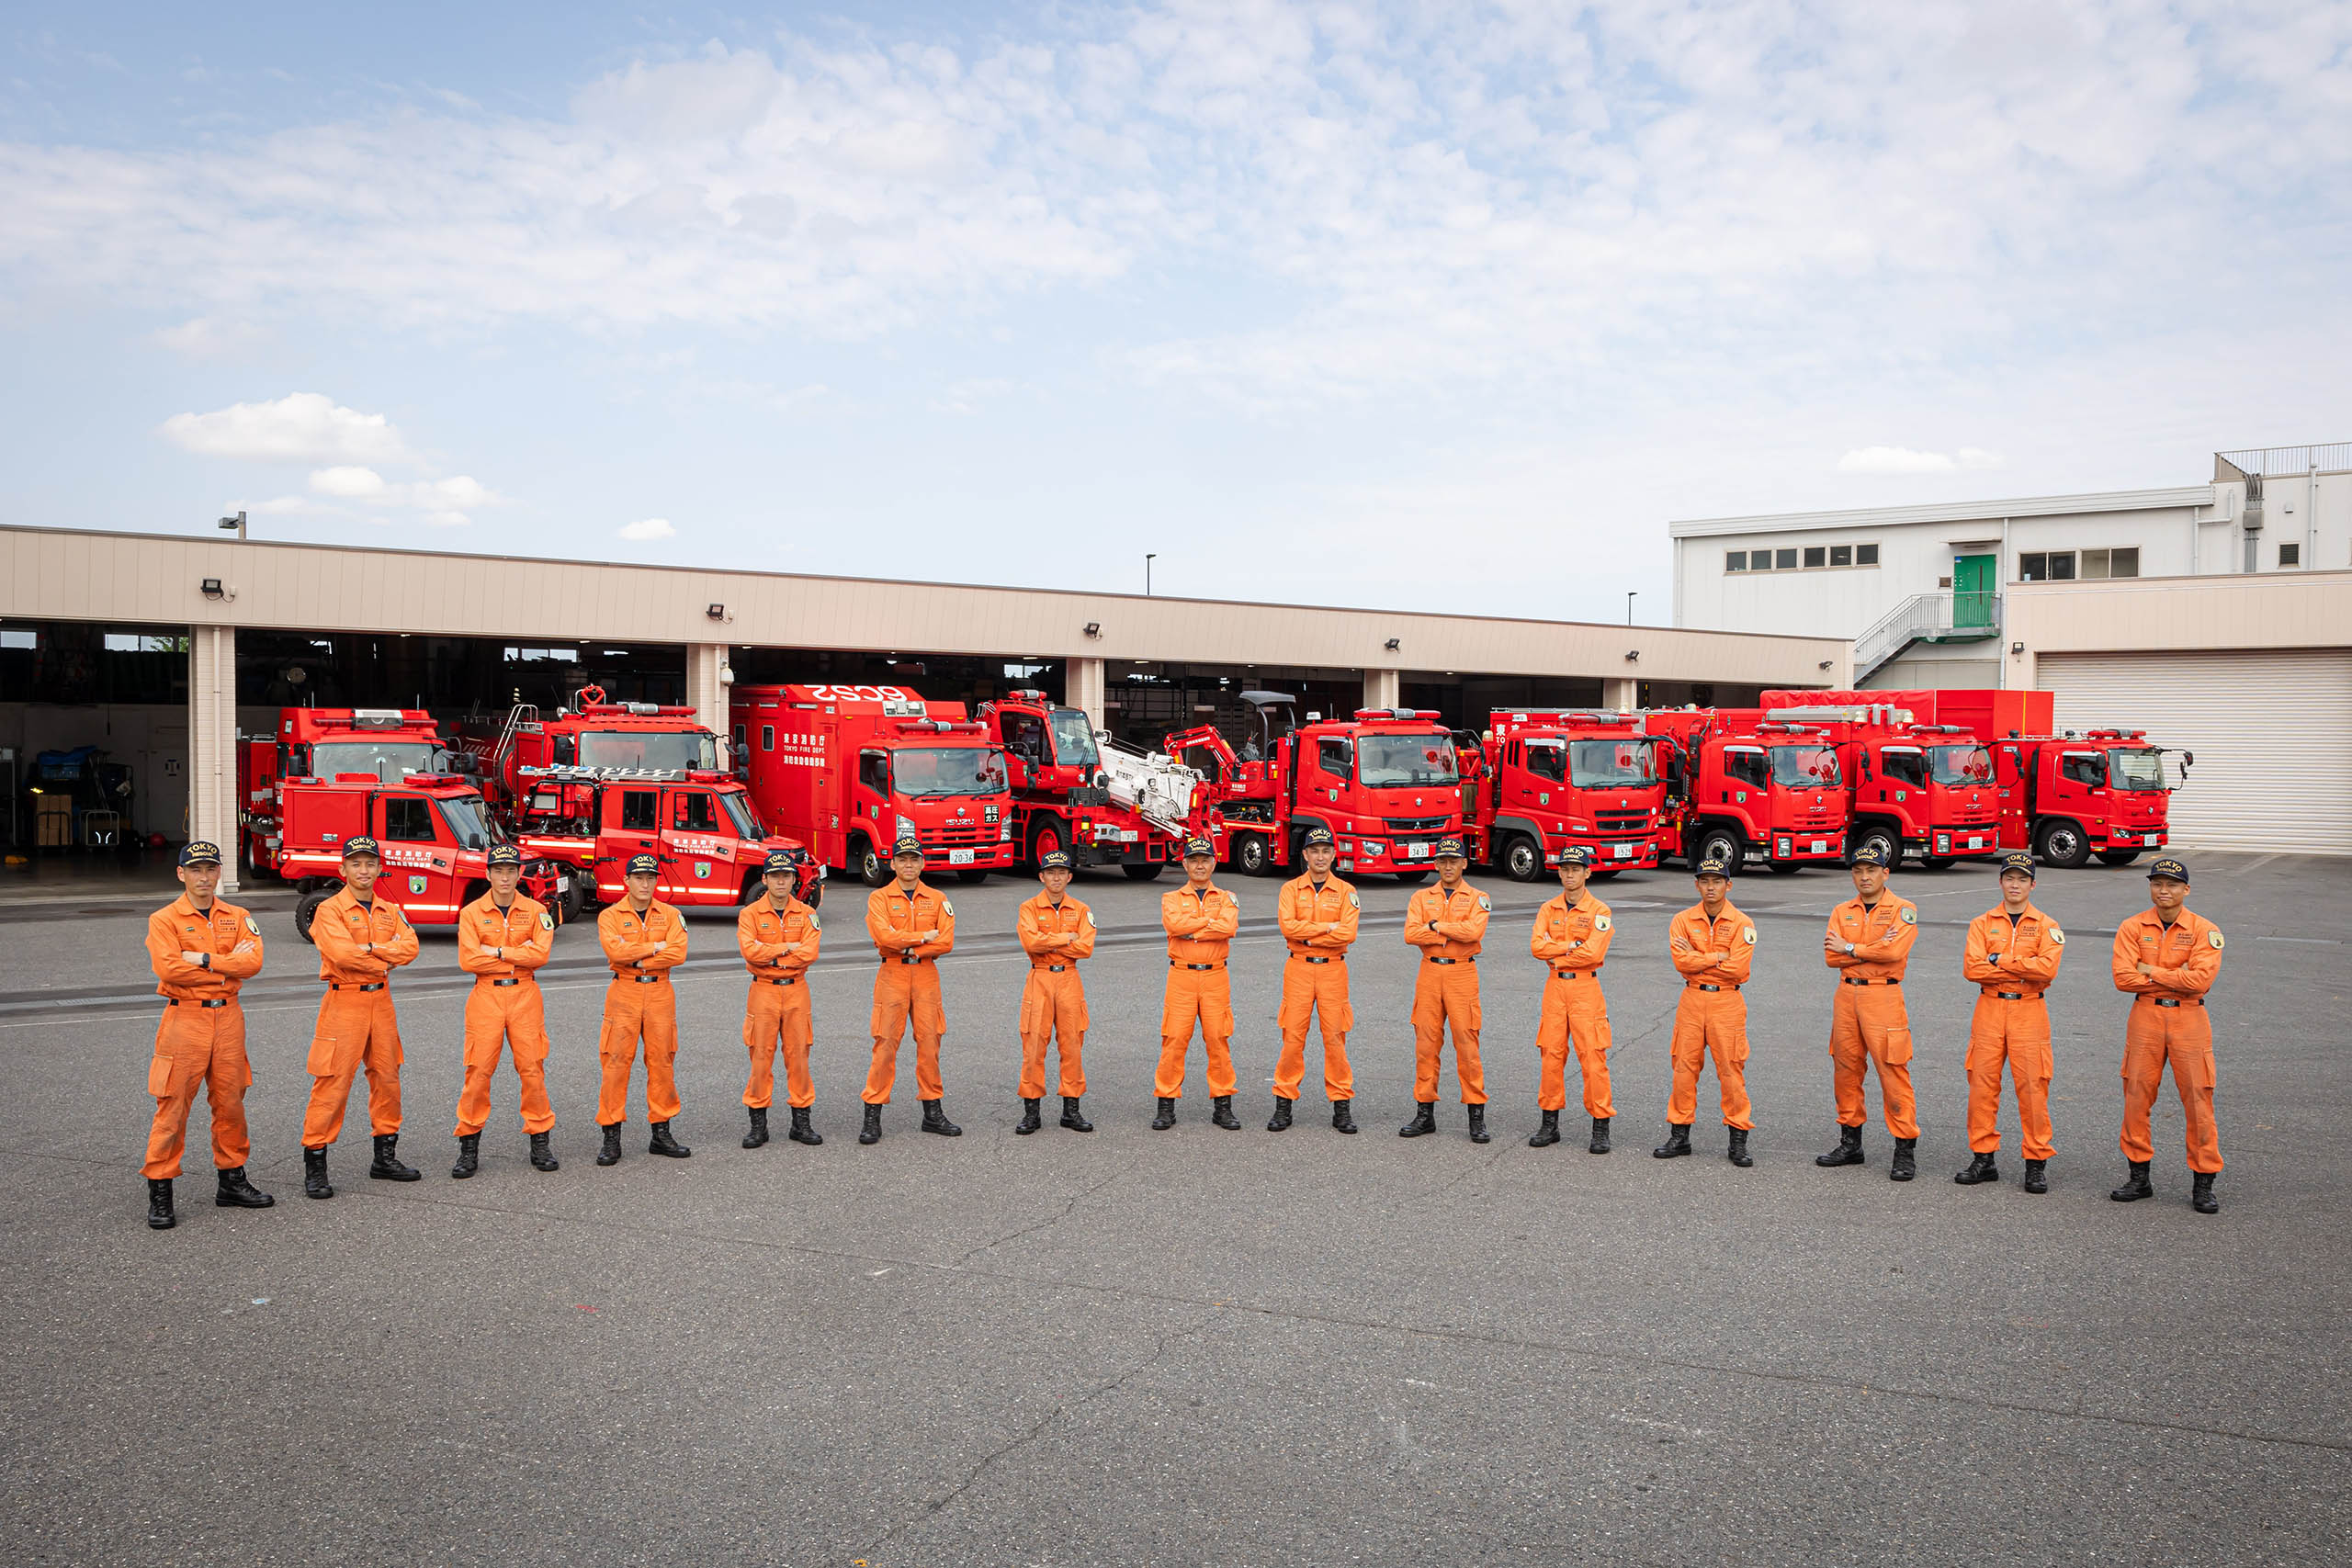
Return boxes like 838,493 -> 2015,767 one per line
2,852 -> 2346,1566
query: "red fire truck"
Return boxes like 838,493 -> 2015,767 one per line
280,772 -> 565,942
239,707 -> 458,879
730,683 -> 1017,886
1747,702 -> 1999,869
974,688 -> 1178,877
1647,710 -> 1850,874
1168,693 -> 1462,882
1459,710 -> 1669,880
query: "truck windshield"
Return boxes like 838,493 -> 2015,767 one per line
311,740 -> 447,781
1049,708 -> 1100,768
892,747 -> 1008,797
1770,745 -> 1842,788
1929,745 -> 1995,787
718,791 -> 764,840
2109,749 -> 2166,791
1570,740 -> 1655,788
436,795 -> 497,850
1358,734 -> 1458,787
575,729 -> 719,773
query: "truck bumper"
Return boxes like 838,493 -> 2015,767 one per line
1770,831 -> 1847,863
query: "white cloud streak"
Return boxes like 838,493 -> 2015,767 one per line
617,517 -> 675,540
160,392 -> 413,463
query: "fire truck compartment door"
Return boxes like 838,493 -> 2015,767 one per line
377,793 -> 457,917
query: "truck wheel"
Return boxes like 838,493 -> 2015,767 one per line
803,879 -> 824,908
1847,825 -> 1898,868
1123,863 -> 1164,881
562,876 -> 591,923
1029,820 -> 1066,869
740,874 -> 765,907
1919,855 -> 1956,871
1694,825 -> 1743,871
1502,834 -> 1544,883
1234,834 -> 1272,877
1393,869 -> 1430,885
2096,848 -> 2142,866
956,869 -> 990,885
2037,820 -> 2091,870
854,837 -> 889,887
294,888 -> 332,944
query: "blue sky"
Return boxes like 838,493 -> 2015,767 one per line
4,1 -> 2347,623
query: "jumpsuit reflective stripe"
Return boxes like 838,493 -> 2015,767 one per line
455,892 -> 556,1136
1667,901 -> 1755,1129
1403,882 -> 1487,1104
1275,873 -> 1358,1100
1962,902 -> 2064,1157
1531,892 -> 1613,1117
865,883 -> 955,1104
1824,893 -> 1918,1139
740,895 -> 820,1110
301,884 -> 419,1146
1156,884 -> 1239,1099
2112,907 -> 2224,1173
596,899 -> 689,1124
142,895 -> 264,1179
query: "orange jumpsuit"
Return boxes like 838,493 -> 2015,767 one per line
300,885 -> 420,1147
1157,882 -> 1241,1099
1962,902 -> 2065,1158
740,894 -> 821,1110
1276,873 -> 1359,1101
2112,908 -> 2224,1174
1824,892 -> 1919,1139
141,895 -> 265,1179
1532,890 -> 1614,1117
865,882 -> 956,1104
455,891 -> 556,1135
1404,882 -> 1487,1104
1017,891 -> 1094,1099
596,899 -> 689,1124
1667,901 -> 1756,1129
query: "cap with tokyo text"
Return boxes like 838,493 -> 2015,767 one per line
1558,844 -> 1595,867
1183,836 -> 1216,858
1849,841 -> 1890,868
1038,850 -> 1073,872
891,829 -> 925,858
486,843 -> 524,869
763,847 -> 797,874
177,840 -> 223,867
625,852 -> 660,876
1997,850 -> 2037,878
1695,854 -> 1734,878
341,836 -> 382,862
2147,856 -> 2189,883
1303,826 -> 1336,849
1434,836 -> 1466,859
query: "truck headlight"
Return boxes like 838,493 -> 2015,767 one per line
1000,825 -> 1012,841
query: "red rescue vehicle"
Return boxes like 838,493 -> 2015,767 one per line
277,772 -> 564,942
239,707 -> 457,879
1750,702 -> 1999,869
1168,692 -> 1462,882
1459,709 -> 1669,880
1647,710 -> 1850,874
974,688 -> 1176,877
731,683 -> 1017,886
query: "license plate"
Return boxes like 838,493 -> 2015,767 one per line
1612,843 -> 1632,859
558,874 -> 571,891
2145,833 -> 2161,846
1965,837 -> 1983,851
1811,840 -> 1827,854
1405,841 -> 1430,859
948,849 -> 975,865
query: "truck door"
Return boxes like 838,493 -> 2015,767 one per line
665,784 -> 733,901
1312,736 -> 1353,813
857,751 -> 892,847
998,707 -> 1047,789
2055,750 -> 2106,830
377,791 -> 457,919
599,785 -> 662,899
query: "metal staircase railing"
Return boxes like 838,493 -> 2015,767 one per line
1853,592 -> 2001,682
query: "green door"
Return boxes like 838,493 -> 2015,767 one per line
1953,554 -> 1996,628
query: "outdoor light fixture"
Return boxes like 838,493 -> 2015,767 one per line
200,579 -> 225,600
2011,641 -> 2025,654
217,511 -> 246,539
1818,660 -> 1833,671
1623,649 -> 1640,663
1384,637 -> 1401,652
706,604 -> 727,621
1084,622 -> 1102,639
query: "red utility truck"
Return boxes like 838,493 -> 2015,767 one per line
1459,709 -> 1669,880
1167,693 -> 1462,882
974,688 -> 1178,877
239,707 -> 458,879
731,684 -> 1016,886
1752,702 -> 1999,869
278,772 -> 565,942
1647,710 -> 1850,874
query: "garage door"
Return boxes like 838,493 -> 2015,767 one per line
2039,650 -> 2352,852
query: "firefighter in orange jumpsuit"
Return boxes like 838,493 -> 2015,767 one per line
1958,850 -> 2066,1192
1157,836 -> 1242,1130
141,840 -> 274,1228
739,847 -> 823,1150
1815,841 -> 1921,1181
861,829 -> 960,1144
453,842 -> 560,1179
1017,849 -> 1096,1134
1657,854 -> 1758,1166
595,852 -> 691,1165
1273,826 -> 1361,1133
1529,844 -> 1615,1154
299,837 -> 423,1199
2109,858 -> 2226,1213
1400,836 -> 1489,1142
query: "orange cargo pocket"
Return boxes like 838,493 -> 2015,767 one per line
2178,1045 -> 2216,1090
304,1035 -> 336,1076
1882,1027 -> 1914,1066
146,1055 -> 176,1098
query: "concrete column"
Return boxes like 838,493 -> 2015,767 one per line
188,625 -> 240,890
686,643 -> 730,760
1363,668 -> 1401,710
1601,677 -> 1638,712
1065,656 -> 1106,729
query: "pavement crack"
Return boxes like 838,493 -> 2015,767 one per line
952,1153 -> 1141,1266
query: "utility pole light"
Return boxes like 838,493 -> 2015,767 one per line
218,511 -> 247,540
1626,592 -> 1636,626
1146,554 -> 1157,596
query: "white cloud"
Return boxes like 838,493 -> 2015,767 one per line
309,466 -> 386,497
617,517 -> 675,541
160,393 -> 412,464
1838,446 -> 1959,475
153,315 -> 270,359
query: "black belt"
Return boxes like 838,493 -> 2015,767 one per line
1174,961 -> 1224,970
330,982 -> 385,992
1427,956 -> 1474,965
1690,983 -> 1739,992
615,973 -> 663,983
1295,954 -> 1342,964
2150,997 -> 2202,1009
897,954 -> 931,965
762,976 -> 800,987
487,977 -> 523,987
1039,964 -> 1069,972
1553,968 -> 1598,979
168,998 -> 228,1009
1843,977 -> 1899,987
1991,991 -> 2041,1001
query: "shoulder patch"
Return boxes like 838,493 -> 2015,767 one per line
2050,927 -> 2065,945
941,898 -> 953,917
1899,907 -> 1917,925
808,912 -> 820,931
538,912 -> 554,931
1594,914 -> 1611,932
1348,890 -> 1360,908
243,915 -> 260,936
1476,894 -> 1491,911
2208,929 -> 2223,949
1741,925 -> 1758,944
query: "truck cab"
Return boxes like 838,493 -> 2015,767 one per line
279,773 -> 564,940
1766,705 -> 1998,868
977,688 -> 1172,875
1465,710 -> 1668,880
1990,730 -> 2184,868
1655,713 -> 1849,874
504,770 -> 820,917
239,706 -> 456,878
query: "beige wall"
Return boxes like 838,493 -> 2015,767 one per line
2005,569 -> 2352,687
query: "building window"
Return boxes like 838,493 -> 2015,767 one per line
1857,543 -> 1879,566
1774,547 -> 1798,570
1748,539 -> 1773,566
1829,544 -> 1852,567
1803,546 -> 1826,568
2078,547 -> 2142,580
1724,550 -> 1747,571
2279,542 -> 2301,568
2018,551 -> 2077,581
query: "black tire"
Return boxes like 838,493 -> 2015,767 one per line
740,873 -> 765,907
2037,819 -> 2091,870
1233,833 -> 1272,877
294,888 -> 334,944
1847,823 -> 1899,868
854,837 -> 889,887
1919,855 -> 1956,871
1393,869 -> 1430,885
1694,825 -> 1743,871
956,869 -> 990,885
803,879 -> 824,908
1769,860 -> 1802,875
561,874 -> 591,924
1502,834 -> 1544,883
1027,818 -> 1069,871
2096,849 -> 2141,866
1123,863 -> 1164,881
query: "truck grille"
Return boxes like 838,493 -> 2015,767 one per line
933,824 -> 988,845
1596,811 -> 1651,834
1385,816 -> 1451,833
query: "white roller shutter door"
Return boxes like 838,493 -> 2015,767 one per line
2039,650 -> 2352,852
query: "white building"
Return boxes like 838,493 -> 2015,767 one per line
1669,441 -> 2352,688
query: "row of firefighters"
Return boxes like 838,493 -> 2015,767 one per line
141,824 -> 2229,1232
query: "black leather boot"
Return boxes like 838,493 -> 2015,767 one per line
1399,1101 -> 1437,1138
451,1133 -> 481,1180
789,1107 -> 823,1146
1815,1124 -> 1864,1168
369,1134 -> 421,1181
743,1108 -> 770,1149
2109,1159 -> 2153,1201
1727,1128 -> 1753,1168
1467,1105 -> 1489,1145
302,1145 -> 334,1200
649,1120 -> 692,1157
146,1177 -> 175,1230
215,1166 -> 274,1208
529,1131 -> 560,1170
1060,1096 -> 1093,1133
2022,1158 -> 2049,1195
1589,1117 -> 1611,1155
920,1100 -> 962,1136
1528,1110 -> 1561,1148
596,1122 -> 623,1166
1890,1137 -> 1916,1182
1016,1098 -> 1043,1135
1266,1097 -> 1294,1132
858,1104 -> 883,1145
1152,1096 -> 1178,1131
1210,1095 -> 1240,1131
1652,1122 -> 1692,1159
2191,1172 -> 2218,1214
1955,1151 -> 2000,1185
1330,1100 -> 1358,1134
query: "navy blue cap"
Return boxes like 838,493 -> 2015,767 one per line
2147,857 -> 2188,882
763,847 -> 797,874
485,843 -> 524,868
177,840 -> 222,867
1038,849 -> 1073,871
1303,826 -> 1336,849
890,830 -> 925,859
1558,844 -> 1595,868
341,835 -> 382,861
1433,837 -> 1466,859
625,852 -> 660,876
1695,854 -> 1733,878
1997,850 -> 2037,878
1850,841 -> 1890,868
1183,836 -> 1216,858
